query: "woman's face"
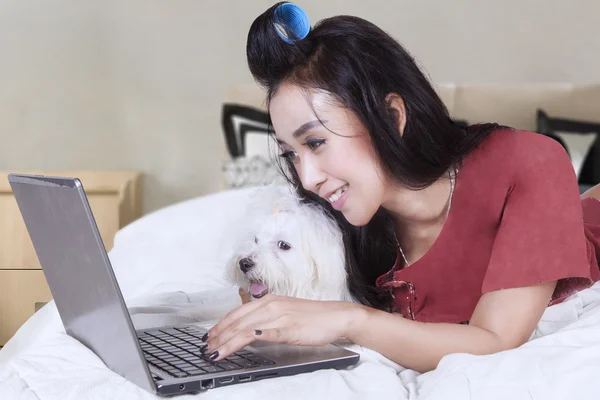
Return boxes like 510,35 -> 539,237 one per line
270,82 -> 387,226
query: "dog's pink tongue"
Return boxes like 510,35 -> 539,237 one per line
250,282 -> 268,298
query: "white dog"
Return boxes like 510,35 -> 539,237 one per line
226,185 -> 353,302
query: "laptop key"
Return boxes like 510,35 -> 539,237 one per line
190,361 -> 212,368
232,359 -> 260,369
185,332 -> 206,340
202,365 -> 224,373
186,368 -> 208,376
217,361 -> 244,371
175,327 -> 197,333
182,328 -> 207,336
164,368 -> 181,376
172,370 -> 189,378
180,364 -> 204,372
160,328 -> 183,336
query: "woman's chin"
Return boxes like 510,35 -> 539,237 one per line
342,209 -> 374,227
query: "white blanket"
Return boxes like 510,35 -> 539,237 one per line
2,187 -> 600,399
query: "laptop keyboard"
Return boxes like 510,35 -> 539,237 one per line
138,326 -> 276,379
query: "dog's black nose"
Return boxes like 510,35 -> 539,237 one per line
239,258 -> 255,273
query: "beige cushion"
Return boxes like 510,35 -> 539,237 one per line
451,83 -> 574,131
225,82 -> 600,131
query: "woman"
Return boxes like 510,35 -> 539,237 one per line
203,2 -> 600,372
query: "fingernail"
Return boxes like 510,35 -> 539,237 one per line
199,344 -> 208,354
208,351 -> 219,361
254,330 -> 262,336
201,332 -> 209,342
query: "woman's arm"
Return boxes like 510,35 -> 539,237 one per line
205,280 -> 555,372
347,280 -> 556,372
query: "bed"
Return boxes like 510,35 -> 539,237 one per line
1,185 -> 600,399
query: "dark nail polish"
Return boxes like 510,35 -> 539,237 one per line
254,329 -> 262,335
208,351 -> 219,361
199,344 -> 208,354
201,332 -> 209,342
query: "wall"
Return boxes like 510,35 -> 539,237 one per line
0,0 -> 598,213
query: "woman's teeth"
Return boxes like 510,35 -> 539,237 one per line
328,184 -> 348,203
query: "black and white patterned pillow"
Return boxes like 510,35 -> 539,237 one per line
537,109 -> 600,187
221,104 -> 272,158
221,104 -> 286,188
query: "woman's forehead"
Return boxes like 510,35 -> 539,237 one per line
270,85 -> 341,139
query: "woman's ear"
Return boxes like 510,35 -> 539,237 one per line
385,93 -> 407,137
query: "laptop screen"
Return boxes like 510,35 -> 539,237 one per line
8,174 -> 155,392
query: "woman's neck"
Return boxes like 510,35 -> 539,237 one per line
382,173 -> 454,262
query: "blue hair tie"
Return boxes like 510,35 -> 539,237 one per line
273,3 -> 311,44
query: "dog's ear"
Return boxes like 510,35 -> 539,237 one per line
298,204 -> 348,296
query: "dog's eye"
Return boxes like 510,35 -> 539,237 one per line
277,241 -> 291,250
254,236 -> 258,244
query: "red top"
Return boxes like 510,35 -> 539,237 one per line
376,128 -> 600,323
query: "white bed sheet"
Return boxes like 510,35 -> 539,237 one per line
2,186 -> 600,399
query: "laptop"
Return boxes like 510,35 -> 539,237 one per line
8,173 -> 360,396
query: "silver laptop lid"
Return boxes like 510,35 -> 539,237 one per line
8,173 -> 155,393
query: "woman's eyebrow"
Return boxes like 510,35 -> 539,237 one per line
275,119 -> 327,145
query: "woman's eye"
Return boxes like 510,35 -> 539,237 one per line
306,139 -> 325,151
277,241 -> 291,250
278,139 -> 324,162
279,150 -> 298,161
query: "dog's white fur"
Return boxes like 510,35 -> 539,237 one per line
226,185 -> 353,302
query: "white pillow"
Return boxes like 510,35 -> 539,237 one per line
555,131 -> 598,178
109,187 -> 267,300
223,130 -> 287,189
222,155 -> 287,189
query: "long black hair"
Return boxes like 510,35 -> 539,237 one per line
246,2 -> 501,310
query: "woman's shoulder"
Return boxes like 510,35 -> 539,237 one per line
465,127 -> 570,175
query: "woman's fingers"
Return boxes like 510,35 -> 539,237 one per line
206,295 -> 284,354
207,294 -> 274,341
209,317 -> 288,361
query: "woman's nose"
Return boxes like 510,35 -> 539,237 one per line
299,158 -> 326,193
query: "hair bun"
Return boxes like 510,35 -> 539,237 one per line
273,3 -> 311,44
247,2 -> 313,89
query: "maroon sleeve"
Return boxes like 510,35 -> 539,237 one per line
481,135 -> 592,296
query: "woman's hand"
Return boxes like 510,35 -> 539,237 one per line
202,294 -> 363,361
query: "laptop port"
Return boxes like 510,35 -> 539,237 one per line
219,377 -> 234,384
178,384 -> 185,391
201,379 -> 214,390
239,375 -> 251,382
255,372 -> 278,381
